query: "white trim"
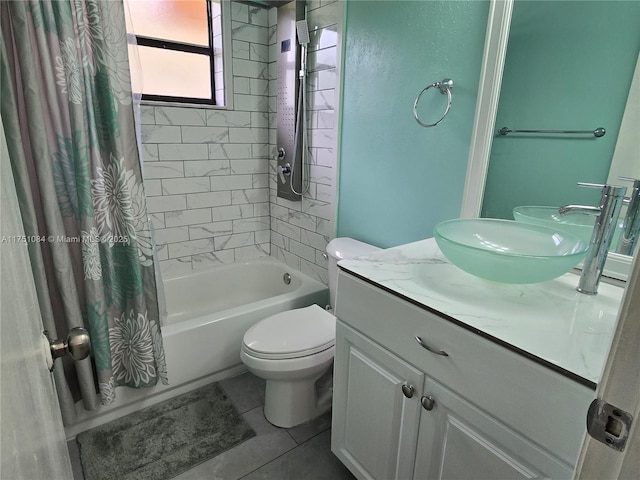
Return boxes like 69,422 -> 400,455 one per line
460,0 -> 513,219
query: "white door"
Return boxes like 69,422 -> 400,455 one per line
0,116 -> 73,479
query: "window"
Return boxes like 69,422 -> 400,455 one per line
125,0 -> 225,105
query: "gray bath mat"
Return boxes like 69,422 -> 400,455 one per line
76,383 -> 255,480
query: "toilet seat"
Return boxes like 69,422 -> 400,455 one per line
242,304 -> 335,360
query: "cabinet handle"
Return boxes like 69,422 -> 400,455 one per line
415,336 -> 449,356
421,395 -> 435,411
401,383 -> 415,398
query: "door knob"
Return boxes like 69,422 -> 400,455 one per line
46,327 -> 91,363
401,383 -> 415,398
421,395 -> 435,411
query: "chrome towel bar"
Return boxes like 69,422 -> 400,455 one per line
498,126 -> 606,137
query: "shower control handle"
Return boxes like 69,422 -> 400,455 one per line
278,163 -> 292,184
277,147 -> 286,160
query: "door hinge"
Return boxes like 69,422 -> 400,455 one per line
586,398 -> 633,451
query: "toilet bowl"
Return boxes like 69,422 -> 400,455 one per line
240,238 -> 380,428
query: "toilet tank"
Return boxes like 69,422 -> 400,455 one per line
326,238 -> 380,309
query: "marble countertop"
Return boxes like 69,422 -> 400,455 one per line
338,237 -> 624,386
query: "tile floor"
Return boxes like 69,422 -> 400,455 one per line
68,372 -> 355,480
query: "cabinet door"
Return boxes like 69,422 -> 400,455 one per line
413,379 -> 574,480
332,322 -> 425,480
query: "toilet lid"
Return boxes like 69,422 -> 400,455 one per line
243,305 -> 335,359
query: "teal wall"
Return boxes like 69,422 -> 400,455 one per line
482,1 -> 640,219
336,0 -> 490,248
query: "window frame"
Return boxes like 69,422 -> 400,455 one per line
132,0 -> 218,105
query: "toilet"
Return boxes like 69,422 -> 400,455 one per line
240,237 -> 380,428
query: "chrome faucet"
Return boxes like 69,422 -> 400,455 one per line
616,177 -> 640,256
559,183 -> 626,295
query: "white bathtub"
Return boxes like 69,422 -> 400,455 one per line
66,257 -> 328,438
161,257 -> 329,385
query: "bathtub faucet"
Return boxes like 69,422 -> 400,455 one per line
559,183 -> 626,295
616,177 -> 640,256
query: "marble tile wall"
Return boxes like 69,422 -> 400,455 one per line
139,0 -> 343,282
140,2 -> 272,276
268,0 -> 343,286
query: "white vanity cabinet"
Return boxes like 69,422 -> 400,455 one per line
331,271 -> 594,480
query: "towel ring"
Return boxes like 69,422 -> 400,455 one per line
413,78 -> 454,128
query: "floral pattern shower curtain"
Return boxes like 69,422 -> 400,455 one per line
1,0 -> 167,422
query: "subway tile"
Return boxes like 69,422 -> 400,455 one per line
155,107 -> 206,126
192,250 -> 235,269
255,229 -> 270,244
300,228 -> 329,252
207,110 -> 252,127
232,40 -> 251,60
308,1 -> 342,30
158,144 -> 208,161
149,212 -> 165,230
268,5 -> 277,27
271,231 -> 289,249
252,173 -> 269,189
161,177 -> 211,195
232,22 -> 269,45
143,161 -> 184,179
212,204 -> 254,221
275,247 -> 301,271
287,210 -> 317,231
209,175 -> 254,191
231,2 -> 248,23
250,112 -> 269,128
309,89 -> 335,110
229,127 -> 268,144
308,25 -> 338,52
186,191 -> 232,209
160,257 -> 192,276
313,147 -> 335,167
230,159 -> 268,175
189,221 -> 233,240
254,202 -> 270,217
308,69 -> 337,91
232,58 -> 268,79
154,227 -> 189,245
235,243 -> 269,260
303,198 -> 333,221
316,217 -> 333,237
249,43 -> 269,62
301,259 -> 329,286
155,244 -> 168,261
140,106 -> 155,124
168,239 -> 215,258
250,78 -> 270,96
184,159 -> 231,177
273,218 -> 301,242
315,183 -> 335,204
289,239 -> 316,263
141,143 -> 159,162
309,129 -> 335,149
231,188 -> 269,204
209,143 -> 253,159
308,46 -> 337,71
214,232 -> 255,250
252,143 -> 270,158
233,94 -> 269,112
146,195 -> 187,213
232,217 -> 270,233
143,179 -> 162,196
234,77 -> 251,94
248,6 -> 269,27
310,164 -> 333,186
165,208 -> 212,228
181,126 -> 229,144
141,125 -> 182,143
316,110 -> 335,129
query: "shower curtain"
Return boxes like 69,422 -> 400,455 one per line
0,0 -> 167,424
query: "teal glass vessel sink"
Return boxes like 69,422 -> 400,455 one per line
434,219 -> 590,284
513,206 -> 622,248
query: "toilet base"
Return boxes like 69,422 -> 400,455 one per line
263,368 -> 333,428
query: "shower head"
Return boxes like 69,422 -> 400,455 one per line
296,19 -> 310,45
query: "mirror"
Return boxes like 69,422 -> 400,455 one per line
462,0 -> 640,280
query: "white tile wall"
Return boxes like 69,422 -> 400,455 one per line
268,1 -> 342,285
140,0 -> 343,282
